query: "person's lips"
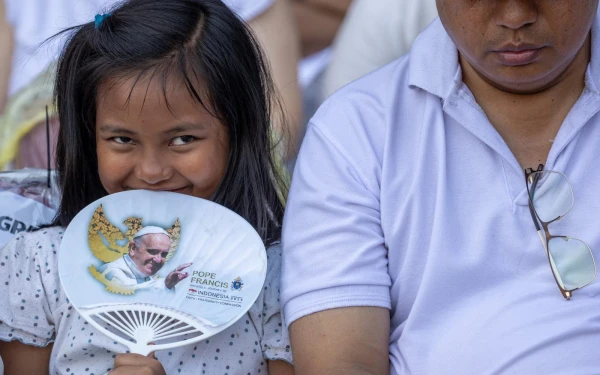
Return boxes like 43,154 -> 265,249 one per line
166,186 -> 191,194
493,44 -> 545,66
126,186 -> 191,194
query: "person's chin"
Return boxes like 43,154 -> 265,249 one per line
142,266 -> 159,276
481,68 -> 559,94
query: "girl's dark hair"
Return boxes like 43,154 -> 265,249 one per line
51,0 -> 287,245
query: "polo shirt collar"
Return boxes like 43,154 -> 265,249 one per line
408,8 -> 600,98
407,18 -> 460,100
586,7 -> 600,93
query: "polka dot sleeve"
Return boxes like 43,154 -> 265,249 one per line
248,243 -> 293,364
0,227 -> 66,347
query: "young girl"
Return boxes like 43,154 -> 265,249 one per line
0,0 -> 294,373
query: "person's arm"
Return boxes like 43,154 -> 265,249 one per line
110,353 -> 166,375
280,84 -> 391,373
291,0 -> 351,57
269,360 -> 295,374
249,0 -> 303,160
297,0 -> 352,14
0,0 -> 14,113
0,341 -> 53,374
290,307 -> 389,375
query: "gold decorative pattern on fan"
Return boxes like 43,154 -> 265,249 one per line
165,219 -> 181,261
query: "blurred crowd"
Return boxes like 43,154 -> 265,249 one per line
0,0 -> 437,172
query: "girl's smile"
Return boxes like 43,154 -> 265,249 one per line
95,73 -> 229,199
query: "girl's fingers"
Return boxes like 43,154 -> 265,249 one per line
114,353 -> 148,366
113,353 -> 163,368
109,365 -> 160,375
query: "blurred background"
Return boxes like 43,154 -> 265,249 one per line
0,0 -> 441,171
0,0 -> 438,245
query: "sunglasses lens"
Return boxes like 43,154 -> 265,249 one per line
528,171 -> 573,222
548,237 -> 595,291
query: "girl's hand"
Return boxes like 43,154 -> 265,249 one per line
109,352 -> 166,375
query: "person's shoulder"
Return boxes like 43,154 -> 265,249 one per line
8,226 -> 65,249
3,227 -> 65,267
310,56 -> 412,138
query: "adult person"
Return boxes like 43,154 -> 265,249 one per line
322,0 -> 438,100
99,226 -> 191,291
282,1 -> 600,374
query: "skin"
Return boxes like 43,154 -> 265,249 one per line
290,307 -> 390,375
249,0 -> 303,159
437,0 -> 599,168
291,0 -> 352,57
0,340 -> 52,374
0,0 -> 13,114
289,1 -> 598,374
96,73 -> 229,200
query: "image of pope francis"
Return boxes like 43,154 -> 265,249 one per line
98,226 -> 191,291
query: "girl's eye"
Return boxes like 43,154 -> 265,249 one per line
113,136 -> 134,145
170,135 -> 197,146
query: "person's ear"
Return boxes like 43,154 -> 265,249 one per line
129,241 -> 136,256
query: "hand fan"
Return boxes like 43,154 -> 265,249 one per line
58,190 -> 267,356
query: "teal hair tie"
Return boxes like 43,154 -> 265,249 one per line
94,13 -> 111,29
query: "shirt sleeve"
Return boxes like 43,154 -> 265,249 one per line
281,92 -> 392,326
0,228 -> 67,347
248,243 -> 292,364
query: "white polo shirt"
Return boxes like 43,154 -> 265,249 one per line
281,12 -> 600,375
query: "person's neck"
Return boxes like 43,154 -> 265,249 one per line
460,35 -> 591,170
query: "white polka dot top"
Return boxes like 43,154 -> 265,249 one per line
0,227 -> 292,374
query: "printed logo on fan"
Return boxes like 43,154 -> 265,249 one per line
231,277 -> 244,291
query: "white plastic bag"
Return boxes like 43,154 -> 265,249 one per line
0,169 -> 59,248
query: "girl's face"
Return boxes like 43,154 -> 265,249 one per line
95,74 -> 229,199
